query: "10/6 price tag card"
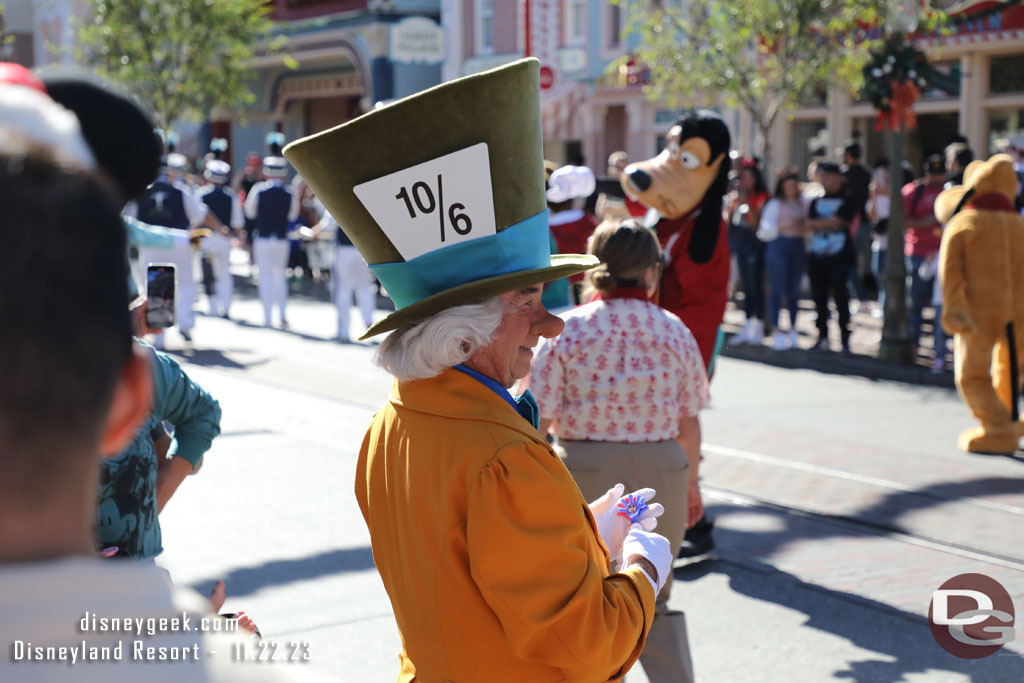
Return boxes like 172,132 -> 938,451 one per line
353,143 -> 497,261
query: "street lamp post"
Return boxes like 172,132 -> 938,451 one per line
879,127 -> 912,363
877,0 -> 918,365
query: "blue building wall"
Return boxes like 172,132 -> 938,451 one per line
392,61 -> 442,100
223,7 -> 442,174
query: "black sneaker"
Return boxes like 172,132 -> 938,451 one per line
677,515 -> 714,558
811,337 -> 830,352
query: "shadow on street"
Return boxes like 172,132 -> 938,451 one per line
189,545 -> 376,599
676,556 -> 1021,682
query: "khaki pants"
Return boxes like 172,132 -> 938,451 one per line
556,439 -> 695,683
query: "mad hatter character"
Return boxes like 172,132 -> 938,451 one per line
285,59 -> 674,682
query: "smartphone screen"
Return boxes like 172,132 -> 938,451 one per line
146,264 -> 176,329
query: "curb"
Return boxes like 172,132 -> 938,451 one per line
719,343 -> 957,389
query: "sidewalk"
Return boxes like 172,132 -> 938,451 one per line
719,298 -> 956,389
226,248 -> 953,389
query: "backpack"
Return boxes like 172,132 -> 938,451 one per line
910,181 -> 926,217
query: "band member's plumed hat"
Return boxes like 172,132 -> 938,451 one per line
284,58 -> 598,339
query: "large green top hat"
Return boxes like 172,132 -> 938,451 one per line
284,58 -> 597,339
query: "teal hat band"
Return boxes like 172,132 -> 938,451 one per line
370,209 -> 551,310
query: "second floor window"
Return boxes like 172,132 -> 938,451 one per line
565,0 -> 586,45
608,3 -> 621,48
478,0 -> 494,54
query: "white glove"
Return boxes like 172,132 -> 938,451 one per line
622,524 -> 673,594
588,484 -> 664,562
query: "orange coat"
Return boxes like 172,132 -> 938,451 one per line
355,369 -> 656,682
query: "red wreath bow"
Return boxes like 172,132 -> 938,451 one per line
875,80 -> 921,131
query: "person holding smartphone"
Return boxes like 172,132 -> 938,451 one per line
124,153 -> 221,346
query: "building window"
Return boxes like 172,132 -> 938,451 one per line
988,108 -> 1024,155
565,0 -> 586,45
790,120 -> 827,177
921,60 -> 959,99
477,0 -> 494,55
990,55 -> 1024,94
608,4 -> 622,48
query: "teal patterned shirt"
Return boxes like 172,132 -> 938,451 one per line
95,340 -> 221,559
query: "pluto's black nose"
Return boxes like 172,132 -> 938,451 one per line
625,165 -> 651,192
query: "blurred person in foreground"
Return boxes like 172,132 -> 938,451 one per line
29,68 -> 225,563
37,65 -> 181,302
0,149 -> 299,683
286,58 -> 673,682
525,219 -> 708,682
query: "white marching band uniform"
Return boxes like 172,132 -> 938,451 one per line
244,159 -> 301,327
320,212 -> 376,342
195,167 -> 244,318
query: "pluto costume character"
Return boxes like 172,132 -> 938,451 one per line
937,154 -> 1024,455
620,111 -> 731,373
285,59 -> 672,682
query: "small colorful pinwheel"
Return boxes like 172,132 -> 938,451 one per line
616,493 -> 649,525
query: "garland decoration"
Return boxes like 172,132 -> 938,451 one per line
860,33 -> 957,131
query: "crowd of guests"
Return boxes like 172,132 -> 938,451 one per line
130,134 -> 978,373
723,139 -> 985,370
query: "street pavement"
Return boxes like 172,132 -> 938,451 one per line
152,268 -> 1024,682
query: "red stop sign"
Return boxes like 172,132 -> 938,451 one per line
539,65 -> 555,90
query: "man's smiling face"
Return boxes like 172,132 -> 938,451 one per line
463,286 -> 564,388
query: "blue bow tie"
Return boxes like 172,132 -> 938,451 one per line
452,365 -> 541,430
515,390 -> 540,430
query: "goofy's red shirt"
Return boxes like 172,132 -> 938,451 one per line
656,209 -> 730,370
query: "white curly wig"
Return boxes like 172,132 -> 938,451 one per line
373,297 -> 504,382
